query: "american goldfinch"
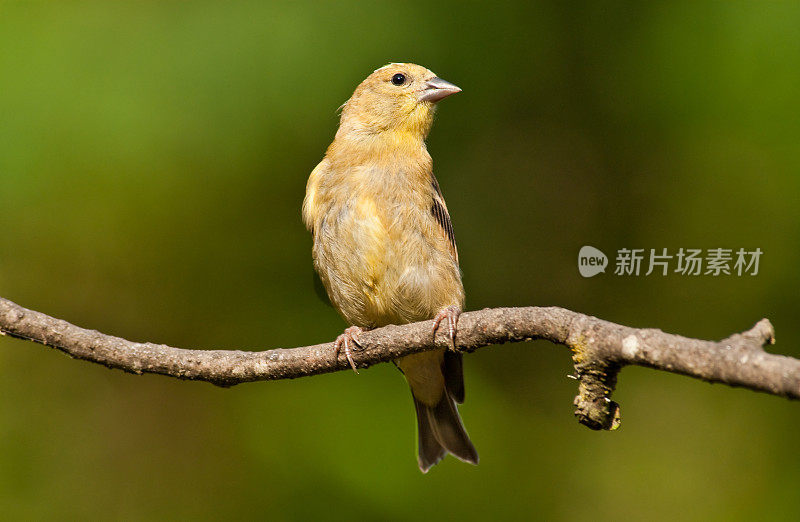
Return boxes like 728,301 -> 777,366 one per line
302,63 -> 477,472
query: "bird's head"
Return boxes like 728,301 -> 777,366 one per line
336,63 -> 461,140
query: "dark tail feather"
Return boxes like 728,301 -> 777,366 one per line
414,398 -> 447,472
428,394 -> 479,464
413,393 -> 478,472
443,351 -> 465,403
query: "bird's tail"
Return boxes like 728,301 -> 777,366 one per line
412,352 -> 478,472
413,393 -> 478,472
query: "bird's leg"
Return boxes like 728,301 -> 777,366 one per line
334,326 -> 364,374
432,305 -> 461,351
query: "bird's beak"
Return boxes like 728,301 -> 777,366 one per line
419,77 -> 462,103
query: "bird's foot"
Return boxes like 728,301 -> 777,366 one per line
432,305 -> 461,351
334,326 -> 364,374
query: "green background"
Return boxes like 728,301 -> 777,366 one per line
1,1 -> 799,520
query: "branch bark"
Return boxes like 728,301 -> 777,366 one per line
0,296 -> 792,430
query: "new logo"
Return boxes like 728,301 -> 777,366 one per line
578,246 -> 608,278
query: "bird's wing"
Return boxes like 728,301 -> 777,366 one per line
430,173 -> 458,265
302,158 -> 330,237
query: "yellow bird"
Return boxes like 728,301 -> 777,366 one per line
302,63 -> 477,472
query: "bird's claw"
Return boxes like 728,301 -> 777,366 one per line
334,326 -> 364,374
432,305 -> 461,351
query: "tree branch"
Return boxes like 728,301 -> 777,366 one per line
0,296 -> 792,430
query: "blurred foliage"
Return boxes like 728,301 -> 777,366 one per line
1,1 -> 799,520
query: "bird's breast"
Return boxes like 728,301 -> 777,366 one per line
312,164 -> 462,327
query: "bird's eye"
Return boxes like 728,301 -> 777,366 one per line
391,73 -> 407,86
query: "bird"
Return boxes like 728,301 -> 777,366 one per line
302,63 -> 477,472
